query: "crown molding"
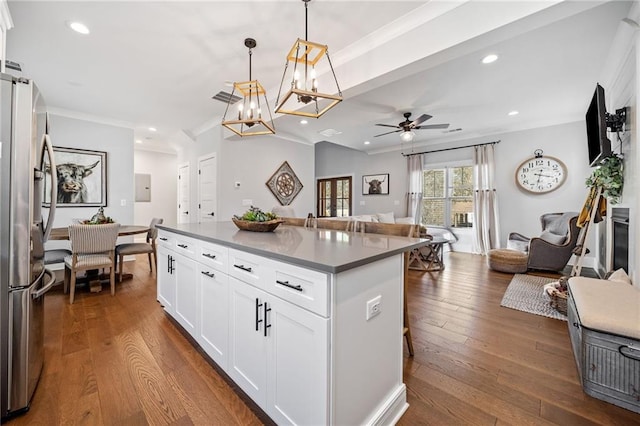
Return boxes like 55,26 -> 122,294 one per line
47,106 -> 134,129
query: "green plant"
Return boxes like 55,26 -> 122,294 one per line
585,153 -> 624,204
234,206 -> 278,222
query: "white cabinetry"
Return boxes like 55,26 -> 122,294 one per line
197,260 -> 229,369
173,252 -> 198,335
156,244 -> 175,314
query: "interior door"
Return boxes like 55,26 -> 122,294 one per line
198,153 -> 217,223
177,163 -> 190,224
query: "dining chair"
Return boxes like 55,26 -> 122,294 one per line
64,223 -> 120,304
115,217 -> 163,282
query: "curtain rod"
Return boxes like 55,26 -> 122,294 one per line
401,140 -> 501,157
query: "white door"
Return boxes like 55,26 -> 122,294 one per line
197,265 -> 229,369
156,246 -> 176,314
198,153 -> 217,223
173,251 -> 198,335
266,296 -> 329,425
177,163 -> 190,224
228,277 -> 268,407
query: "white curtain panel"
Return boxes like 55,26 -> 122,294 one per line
472,144 -> 500,254
406,154 -> 424,225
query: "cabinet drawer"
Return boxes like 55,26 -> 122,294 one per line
198,240 -> 228,273
229,249 -> 264,288
157,230 -> 175,248
267,261 -> 329,317
174,235 -> 197,256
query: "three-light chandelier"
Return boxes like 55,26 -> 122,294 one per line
221,38 -> 275,137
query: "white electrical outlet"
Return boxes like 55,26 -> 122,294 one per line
366,295 -> 382,320
120,199 -> 126,206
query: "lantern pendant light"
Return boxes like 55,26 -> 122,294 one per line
222,38 -> 275,137
274,0 -> 342,118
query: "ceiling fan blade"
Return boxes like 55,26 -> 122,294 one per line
415,123 -> 450,130
375,124 -> 401,128
410,114 -> 432,127
374,129 -> 402,137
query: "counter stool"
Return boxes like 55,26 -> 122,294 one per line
487,248 -> 528,273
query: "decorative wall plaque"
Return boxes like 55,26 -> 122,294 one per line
266,161 -> 303,206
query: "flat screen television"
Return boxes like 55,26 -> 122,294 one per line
585,83 -> 612,167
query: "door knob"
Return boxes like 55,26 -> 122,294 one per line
208,212 -> 215,216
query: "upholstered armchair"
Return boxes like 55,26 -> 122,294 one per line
507,212 -> 580,272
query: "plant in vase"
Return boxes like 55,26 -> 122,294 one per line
585,153 -> 623,204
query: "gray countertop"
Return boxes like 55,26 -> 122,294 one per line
157,222 -> 429,274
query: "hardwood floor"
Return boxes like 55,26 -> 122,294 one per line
6,253 -> 639,425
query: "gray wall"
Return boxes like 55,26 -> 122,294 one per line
178,126 -> 315,223
134,149 -> 178,231
44,114 -> 134,250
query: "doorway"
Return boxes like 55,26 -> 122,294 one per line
198,153 -> 217,223
177,162 -> 190,224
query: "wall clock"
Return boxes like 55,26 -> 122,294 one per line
515,150 -> 567,194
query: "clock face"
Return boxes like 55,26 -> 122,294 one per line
515,156 -> 567,193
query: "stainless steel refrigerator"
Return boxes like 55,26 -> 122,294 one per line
0,72 -> 58,419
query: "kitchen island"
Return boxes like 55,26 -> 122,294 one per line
156,222 -> 427,425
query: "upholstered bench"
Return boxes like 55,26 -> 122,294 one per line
487,248 -> 528,273
567,277 -> 640,414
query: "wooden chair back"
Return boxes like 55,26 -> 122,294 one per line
356,221 -> 419,238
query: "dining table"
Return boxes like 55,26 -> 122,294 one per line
49,224 -> 150,292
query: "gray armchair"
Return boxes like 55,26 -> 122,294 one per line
508,212 -> 580,272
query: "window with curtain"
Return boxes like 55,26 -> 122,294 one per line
317,176 -> 352,217
422,165 -> 473,228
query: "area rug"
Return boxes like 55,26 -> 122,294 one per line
500,274 -> 567,321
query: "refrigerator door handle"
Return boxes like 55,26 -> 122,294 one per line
41,131 -> 57,242
32,269 -> 55,299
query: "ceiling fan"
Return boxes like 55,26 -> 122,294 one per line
374,112 -> 449,139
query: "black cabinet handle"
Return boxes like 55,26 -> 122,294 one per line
168,255 -> 175,274
159,237 -> 168,241
573,322 -> 579,328
201,271 -> 215,278
255,298 -> 263,331
264,302 -> 271,337
234,264 -> 253,273
276,280 -> 303,292
202,253 -> 217,260
177,244 -> 188,249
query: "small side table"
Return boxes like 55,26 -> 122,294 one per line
409,236 -> 449,271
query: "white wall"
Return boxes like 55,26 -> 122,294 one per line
44,114 -> 134,251
133,149 -> 177,231
178,126 -> 315,223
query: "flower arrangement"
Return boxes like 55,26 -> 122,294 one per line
585,153 -> 624,204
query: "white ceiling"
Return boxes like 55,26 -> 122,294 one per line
5,1 -> 634,154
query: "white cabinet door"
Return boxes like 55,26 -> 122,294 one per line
266,295 -> 329,425
197,265 -> 229,369
157,245 -> 176,314
228,277 -> 268,407
174,252 -> 198,335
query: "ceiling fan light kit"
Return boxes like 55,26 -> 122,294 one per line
222,38 -> 275,137
374,112 -> 450,141
274,0 -> 342,119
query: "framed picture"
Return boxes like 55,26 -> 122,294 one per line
362,173 -> 389,195
43,146 -> 107,207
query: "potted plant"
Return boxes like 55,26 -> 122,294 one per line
585,153 -> 624,204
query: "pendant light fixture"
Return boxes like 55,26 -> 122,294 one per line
222,38 -> 275,137
275,0 -> 342,118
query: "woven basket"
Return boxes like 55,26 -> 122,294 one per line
232,217 -> 283,232
550,289 -> 568,315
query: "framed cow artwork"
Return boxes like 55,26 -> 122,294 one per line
362,173 -> 389,195
43,146 -> 107,207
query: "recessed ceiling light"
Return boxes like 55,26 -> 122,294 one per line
508,110 -> 519,116
68,21 -> 90,35
148,127 -> 157,132
482,54 -> 498,64
135,140 -> 143,144
224,80 -> 234,87
300,119 -> 308,125
364,141 -> 370,145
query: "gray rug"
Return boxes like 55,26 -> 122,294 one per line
500,274 -> 567,321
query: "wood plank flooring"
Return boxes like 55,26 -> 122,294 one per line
5,253 -> 640,425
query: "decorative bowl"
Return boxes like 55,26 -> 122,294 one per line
232,217 -> 283,232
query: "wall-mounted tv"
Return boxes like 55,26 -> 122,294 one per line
585,83 -> 612,167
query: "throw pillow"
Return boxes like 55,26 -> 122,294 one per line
607,268 -> 632,285
354,215 -> 376,222
539,230 -> 566,245
377,212 -> 395,224
395,217 -> 414,224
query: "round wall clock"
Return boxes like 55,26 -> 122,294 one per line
515,150 -> 567,194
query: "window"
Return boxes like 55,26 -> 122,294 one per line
422,165 -> 473,228
317,176 -> 352,217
